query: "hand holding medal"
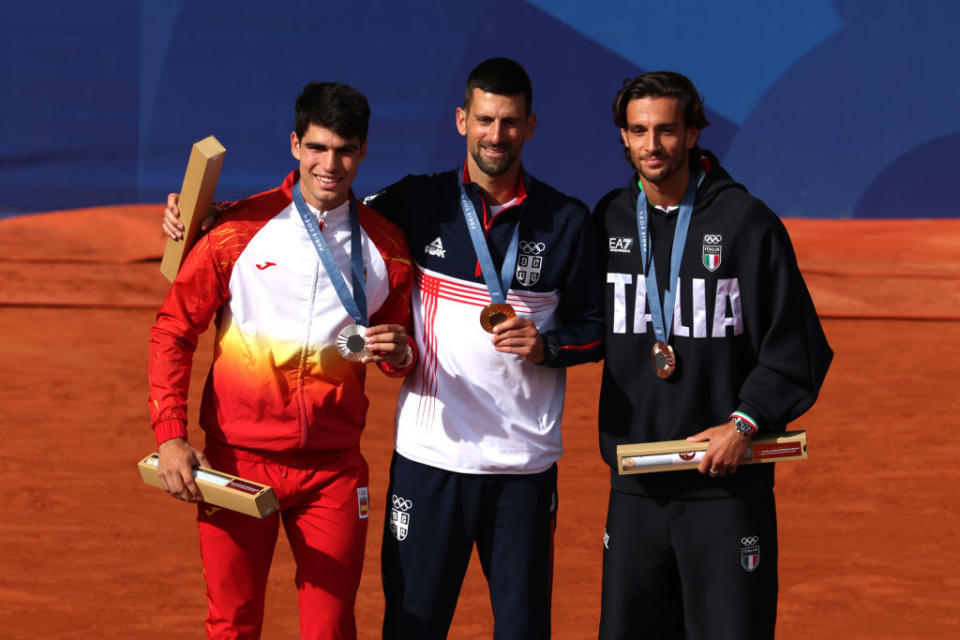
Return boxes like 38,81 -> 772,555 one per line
361,324 -> 413,366
490,315 -> 546,363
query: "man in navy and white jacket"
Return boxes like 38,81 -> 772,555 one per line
365,57 -> 603,639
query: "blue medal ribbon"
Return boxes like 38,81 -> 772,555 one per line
291,181 -> 367,326
636,173 -> 698,344
457,173 -> 521,306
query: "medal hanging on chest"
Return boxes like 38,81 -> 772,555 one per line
292,181 -> 369,362
651,341 -> 676,379
635,174 -> 698,379
458,173 -> 522,333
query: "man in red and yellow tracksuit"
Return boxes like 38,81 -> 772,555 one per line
148,82 -> 415,639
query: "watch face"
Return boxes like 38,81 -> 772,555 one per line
545,336 -> 559,361
734,418 -> 752,436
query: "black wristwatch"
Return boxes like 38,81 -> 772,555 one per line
542,334 -> 559,364
732,416 -> 755,437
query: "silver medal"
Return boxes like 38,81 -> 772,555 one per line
336,324 -> 369,362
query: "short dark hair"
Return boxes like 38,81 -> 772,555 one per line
294,82 -> 371,142
464,57 -> 533,116
612,71 -> 709,131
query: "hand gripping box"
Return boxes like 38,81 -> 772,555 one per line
138,453 -> 279,518
617,430 -> 807,475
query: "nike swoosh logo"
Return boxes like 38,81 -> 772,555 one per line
204,506 -> 221,516
256,261 -> 277,270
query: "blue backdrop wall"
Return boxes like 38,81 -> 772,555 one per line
1,1 -> 956,218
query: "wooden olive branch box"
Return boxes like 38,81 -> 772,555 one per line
138,453 -> 279,518
160,135 -> 226,282
617,430 -> 807,475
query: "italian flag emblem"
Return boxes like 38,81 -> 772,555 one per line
741,545 -> 760,572
702,245 -> 721,271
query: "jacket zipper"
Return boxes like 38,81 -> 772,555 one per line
297,258 -> 321,449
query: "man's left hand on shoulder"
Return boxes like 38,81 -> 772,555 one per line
687,419 -> 754,478
491,316 -> 545,363
363,324 -> 413,367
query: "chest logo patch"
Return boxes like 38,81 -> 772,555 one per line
425,237 -> 446,258
608,237 -> 633,253
702,233 -> 722,272
516,240 -> 545,286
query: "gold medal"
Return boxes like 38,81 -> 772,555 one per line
651,341 -> 676,379
480,303 -> 516,333
336,324 -> 369,362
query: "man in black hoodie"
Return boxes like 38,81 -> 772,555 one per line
593,71 -> 832,639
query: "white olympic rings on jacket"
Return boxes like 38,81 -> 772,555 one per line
519,240 -> 546,254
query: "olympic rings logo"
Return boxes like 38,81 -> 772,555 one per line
391,495 -> 413,511
741,536 -> 759,546
519,240 -> 546,254
703,234 -> 723,245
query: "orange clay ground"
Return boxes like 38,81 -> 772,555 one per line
1,208 -> 958,638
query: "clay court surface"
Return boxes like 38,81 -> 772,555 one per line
1,208 -> 958,638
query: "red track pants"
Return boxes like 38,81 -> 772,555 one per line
197,444 -> 370,639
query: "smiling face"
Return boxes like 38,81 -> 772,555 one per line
620,96 -> 699,193
456,88 -> 536,178
290,123 -> 367,211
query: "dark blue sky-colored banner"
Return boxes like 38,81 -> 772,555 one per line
1,0 -> 956,217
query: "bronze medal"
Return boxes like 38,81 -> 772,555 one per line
651,341 -> 676,379
480,303 -> 516,333
336,324 -> 369,362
